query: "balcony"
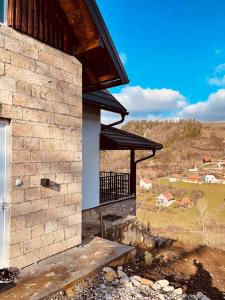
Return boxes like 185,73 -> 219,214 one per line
100,171 -> 131,203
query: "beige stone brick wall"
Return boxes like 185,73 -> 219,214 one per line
0,25 -> 82,268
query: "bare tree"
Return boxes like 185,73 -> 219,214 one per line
197,198 -> 208,245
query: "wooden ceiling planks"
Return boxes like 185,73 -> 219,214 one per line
7,0 -> 128,92
8,0 -> 75,54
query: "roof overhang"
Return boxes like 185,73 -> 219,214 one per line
83,90 -> 128,115
7,0 -> 129,92
100,125 -> 163,151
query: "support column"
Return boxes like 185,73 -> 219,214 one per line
130,149 -> 136,196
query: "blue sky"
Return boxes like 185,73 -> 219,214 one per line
97,0 -> 225,122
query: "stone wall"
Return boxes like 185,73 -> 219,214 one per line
0,25 -> 82,268
82,197 -> 136,224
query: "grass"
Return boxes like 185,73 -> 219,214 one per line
137,179 -> 225,249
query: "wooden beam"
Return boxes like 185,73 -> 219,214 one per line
15,0 -> 22,29
21,0 -> 28,32
7,0 -> 14,26
27,0 -> 34,35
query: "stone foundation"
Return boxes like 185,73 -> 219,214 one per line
82,197 -> 136,225
0,25 -> 82,268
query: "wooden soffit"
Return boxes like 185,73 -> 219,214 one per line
7,0 -> 129,92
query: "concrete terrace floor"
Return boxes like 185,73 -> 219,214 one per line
0,237 -> 135,300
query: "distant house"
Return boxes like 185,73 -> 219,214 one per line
188,167 -> 198,173
140,178 -> 153,190
203,156 -> 212,164
156,191 -> 175,206
178,197 -> 193,208
169,177 -> 177,182
188,175 -> 202,182
169,174 -> 181,182
202,174 -> 219,184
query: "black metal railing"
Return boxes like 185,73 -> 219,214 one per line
100,171 -> 131,203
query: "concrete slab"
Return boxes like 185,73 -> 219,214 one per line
0,237 -> 135,300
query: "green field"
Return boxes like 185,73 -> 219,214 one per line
137,179 -> 225,249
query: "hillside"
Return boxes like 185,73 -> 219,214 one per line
100,120 -> 225,178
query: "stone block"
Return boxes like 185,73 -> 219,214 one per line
11,189 -> 25,203
11,216 -> 26,230
11,202 -> 31,217
45,220 -> 58,234
35,61 -> 49,76
11,52 -> 35,71
13,93 -> 27,106
22,108 -> 38,122
11,227 -> 31,244
65,225 -> 77,239
0,76 -> 16,91
0,90 -> 13,105
0,47 -> 11,63
26,249 -> 40,265
24,163 -> 37,176
49,196 -> 64,209
32,223 -> 45,238
25,188 -> 41,201
10,243 -> 23,258
25,211 -> 47,227
20,42 -> 38,59
16,80 -> 32,96
5,35 -> 20,53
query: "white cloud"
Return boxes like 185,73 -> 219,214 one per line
208,76 -> 225,86
119,53 -> 127,65
215,63 -> 225,73
208,63 -> 225,86
179,89 -> 225,121
113,86 -> 187,114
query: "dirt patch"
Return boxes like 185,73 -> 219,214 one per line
123,241 -> 225,300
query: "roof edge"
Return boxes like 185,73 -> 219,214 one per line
84,0 -> 129,86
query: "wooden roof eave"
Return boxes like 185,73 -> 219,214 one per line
7,0 -> 129,93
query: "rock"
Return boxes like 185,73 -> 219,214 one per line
163,285 -> 174,292
174,287 -> 183,295
131,275 -> 141,282
158,294 -> 165,300
103,267 -> 116,274
152,282 -> 161,290
144,251 -> 153,266
124,281 -> 133,288
117,266 -> 123,271
100,284 -> 107,289
157,279 -> 169,288
104,293 -> 112,300
117,269 -> 127,278
120,274 -> 130,285
130,277 -> 141,287
196,292 -> 203,299
189,295 -> 198,300
201,296 -> 211,300
140,278 -> 154,287
103,267 -> 118,282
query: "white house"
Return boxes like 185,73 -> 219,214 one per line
202,174 -> 219,184
140,178 -> 153,190
156,192 -> 175,206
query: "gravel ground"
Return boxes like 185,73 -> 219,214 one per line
46,266 -> 216,300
